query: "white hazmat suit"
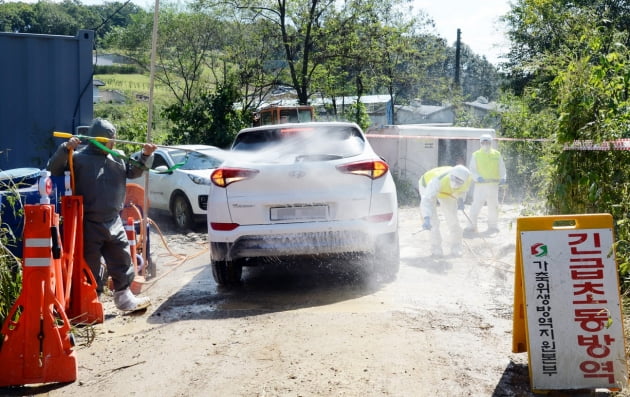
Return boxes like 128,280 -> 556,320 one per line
466,134 -> 507,233
419,165 -> 472,257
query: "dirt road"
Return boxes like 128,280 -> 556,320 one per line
0,206 -> 622,396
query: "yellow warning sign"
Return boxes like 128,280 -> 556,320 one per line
513,214 -> 628,392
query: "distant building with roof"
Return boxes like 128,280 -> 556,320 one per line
395,97 -> 500,126
247,85 -> 500,129
311,94 -> 393,126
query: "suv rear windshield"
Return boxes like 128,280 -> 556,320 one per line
232,125 -> 365,158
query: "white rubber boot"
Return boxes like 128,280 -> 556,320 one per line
114,288 -> 151,312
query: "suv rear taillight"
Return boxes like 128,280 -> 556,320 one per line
337,160 -> 389,179
210,222 -> 239,231
211,167 -> 259,187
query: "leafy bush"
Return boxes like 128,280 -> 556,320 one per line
546,149 -> 630,290
345,102 -> 371,132
162,79 -> 248,149
0,245 -> 21,328
0,187 -> 23,328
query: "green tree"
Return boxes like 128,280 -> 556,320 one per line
311,0 -> 443,121
226,0 -> 336,105
162,78 -> 247,148
29,1 -> 82,35
455,44 -> 501,101
501,0 -> 630,96
70,0 -> 499,121
196,3 -> 285,112
89,1 -> 143,45
0,1 -> 138,41
502,0 -> 630,285
379,29 -> 448,109
345,101 -> 371,131
0,2 -> 35,33
101,7 -> 152,51
107,4 -> 225,106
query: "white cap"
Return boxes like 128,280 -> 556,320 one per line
480,134 -> 493,143
450,165 -> 470,182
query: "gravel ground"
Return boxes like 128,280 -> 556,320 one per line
0,205 -> 628,397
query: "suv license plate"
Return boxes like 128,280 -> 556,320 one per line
270,205 -> 328,221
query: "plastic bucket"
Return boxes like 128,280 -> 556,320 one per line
0,167 -> 41,188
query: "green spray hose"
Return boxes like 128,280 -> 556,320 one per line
53,131 -> 187,173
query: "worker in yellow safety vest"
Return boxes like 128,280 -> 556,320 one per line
465,134 -> 507,234
419,165 -> 472,257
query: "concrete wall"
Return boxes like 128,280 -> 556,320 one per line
0,30 -> 94,170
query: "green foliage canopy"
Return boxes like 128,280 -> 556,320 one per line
501,0 -> 630,285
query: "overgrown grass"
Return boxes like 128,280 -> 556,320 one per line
94,73 -> 173,106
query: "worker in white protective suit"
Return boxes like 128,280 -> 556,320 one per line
465,134 -> 507,234
419,165 -> 472,257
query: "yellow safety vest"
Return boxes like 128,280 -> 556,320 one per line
472,149 -> 501,180
420,166 -> 471,199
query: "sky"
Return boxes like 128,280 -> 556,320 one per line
412,0 -> 512,65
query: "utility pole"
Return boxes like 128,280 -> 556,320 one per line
454,28 -> 461,88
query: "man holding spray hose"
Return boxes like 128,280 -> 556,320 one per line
48,118 -> 157,312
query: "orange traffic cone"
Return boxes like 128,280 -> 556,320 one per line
62,196 -> 103,325
0,204 -> 77,386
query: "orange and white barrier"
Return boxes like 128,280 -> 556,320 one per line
0,204 -> 77,386
62,196 -> 103,325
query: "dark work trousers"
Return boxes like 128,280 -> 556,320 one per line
83,216 -> 135,293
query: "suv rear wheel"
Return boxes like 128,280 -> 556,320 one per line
211,259 -> 243,286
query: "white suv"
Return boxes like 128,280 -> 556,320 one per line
207,122 -> 399,286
